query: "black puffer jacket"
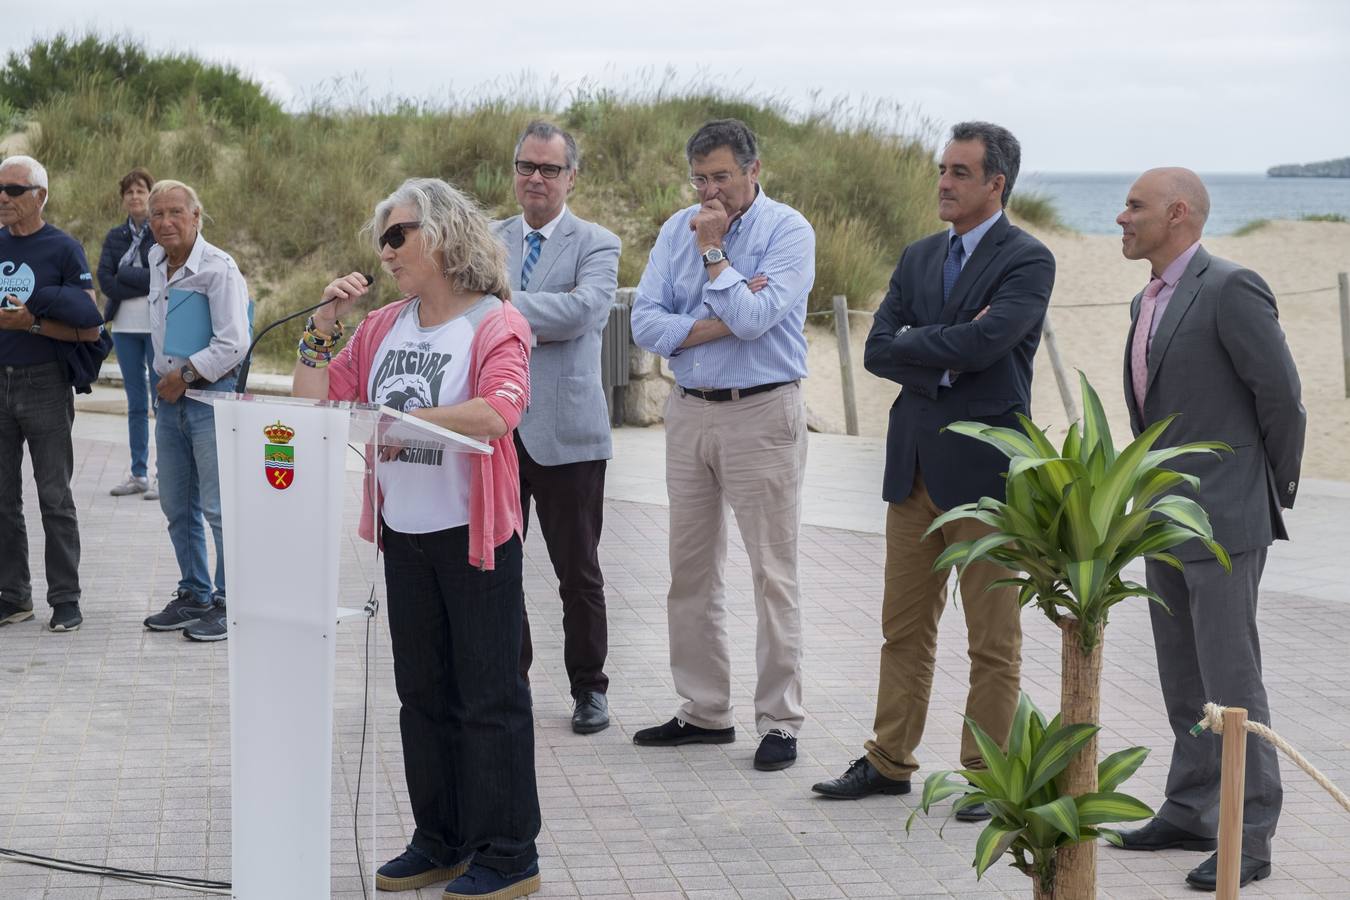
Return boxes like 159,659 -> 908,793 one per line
96,218 -> 157,322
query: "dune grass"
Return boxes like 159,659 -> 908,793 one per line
1008,190 -> 1064,230
1233,218 -> 1271,236
10,38 -> 1050,368
1301,213 -> 1347,223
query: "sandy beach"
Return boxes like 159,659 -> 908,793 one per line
804,219 -> 1350,482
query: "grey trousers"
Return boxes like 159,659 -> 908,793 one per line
1147,548 -> 1280,861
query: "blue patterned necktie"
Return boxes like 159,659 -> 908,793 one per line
942,232 -> 965,302
521,231 -> 543,289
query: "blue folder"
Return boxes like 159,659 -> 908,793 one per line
164,288 -> 212,358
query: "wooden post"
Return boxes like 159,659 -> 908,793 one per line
1042,310 -> 1079,424
832,295 -> 859,436
1338,273 -> 1349,399
1056,617 -> 1103,900
1216,706 -> 1249,900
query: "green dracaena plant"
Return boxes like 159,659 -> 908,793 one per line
906,692 -> 1152,892
925,372 -> 1231,652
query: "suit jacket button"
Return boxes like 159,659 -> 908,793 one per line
1288,481 -> 1296,493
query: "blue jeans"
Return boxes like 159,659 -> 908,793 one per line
0,362 -> 81,608
112,331 -> 159,478
155,376 -> 235,603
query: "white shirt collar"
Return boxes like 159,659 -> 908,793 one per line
522,205 -> 567,247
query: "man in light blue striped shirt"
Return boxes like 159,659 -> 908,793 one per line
631,119 -> 815,773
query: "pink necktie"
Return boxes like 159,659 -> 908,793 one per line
1130,277 -> 1166,414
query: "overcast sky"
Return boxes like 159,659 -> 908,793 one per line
8,0 -> 1347,173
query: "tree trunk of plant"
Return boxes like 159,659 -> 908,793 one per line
1055,616 -> 1104,900
1033,877 -> 1058,900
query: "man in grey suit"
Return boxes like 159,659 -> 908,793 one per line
494,121 -> 622,734
1113,168 -> 1305,891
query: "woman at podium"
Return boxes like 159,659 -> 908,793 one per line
292,178 -> 540,899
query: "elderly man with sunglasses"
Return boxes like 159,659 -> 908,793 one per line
0,155 -> 105,634
630,119 -> 815,772
492,121 -> 622,735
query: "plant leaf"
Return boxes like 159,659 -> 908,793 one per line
1097,746 -> 1150,792
1025,795 -> 1080,843
972,823 -> 1025,879
1026,723 -> 1099,796
1075,791 -> 1154,826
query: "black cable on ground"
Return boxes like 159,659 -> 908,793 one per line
0,846 -> 231,894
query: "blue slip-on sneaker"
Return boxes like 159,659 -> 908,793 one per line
48,602 -> 82,632
184,601 -> 229,642
0,599 -> 35,626
376,845 -> 470,892
145,590 -> 211,631
441,862 -> 540,899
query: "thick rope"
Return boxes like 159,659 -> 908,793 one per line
1191,702 -> 1350,815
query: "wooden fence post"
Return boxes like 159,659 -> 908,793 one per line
1216,706 -> 1249,900
832,295 -> 859,436
1338,272 -> 1349,399
1041,310 -> 1079,424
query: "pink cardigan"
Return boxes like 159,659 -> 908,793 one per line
326,296 -> 532,570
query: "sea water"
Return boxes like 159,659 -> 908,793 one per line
1019,172 -> 1350,235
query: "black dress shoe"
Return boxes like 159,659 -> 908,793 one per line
811,757 -> 911,799
753,729 -> 797,771
633,717 -> 735,746
1184,851 -> 1272,891
1114,817 -> 1217,852
955,801 -> 991,822
571,691 -> 610,735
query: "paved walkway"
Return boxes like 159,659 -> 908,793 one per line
0,395 -> 1347,898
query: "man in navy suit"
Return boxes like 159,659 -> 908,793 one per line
812,123 -> 1055,816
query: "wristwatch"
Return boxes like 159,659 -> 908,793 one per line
180,364 -> 199,384
28,318 -> 41,335
701,247 -> 728,267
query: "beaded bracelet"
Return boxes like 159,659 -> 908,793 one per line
305,315 -> 345,345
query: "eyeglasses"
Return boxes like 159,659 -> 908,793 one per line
689,171 -> 741,190
0,184 -> 41,198
378,221 -> 422,250
514,160 -> 568,179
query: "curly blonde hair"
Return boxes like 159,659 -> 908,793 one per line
368,178 -> 510,300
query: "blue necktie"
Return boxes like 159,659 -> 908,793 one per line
521,231 -> 543,289
942,232 -> 965,302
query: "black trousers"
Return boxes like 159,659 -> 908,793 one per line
515,433 -> 609,697
0,362 -> 80,609
382,523 -> 539,876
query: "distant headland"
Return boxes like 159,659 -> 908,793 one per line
1267,157 -> 1350,177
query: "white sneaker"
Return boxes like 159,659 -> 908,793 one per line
110,475 -> 149,496
143,479 -> 159,501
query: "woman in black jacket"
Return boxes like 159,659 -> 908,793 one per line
97,167 -> 160,499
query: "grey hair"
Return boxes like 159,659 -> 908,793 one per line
949,121 -> 1021,207
369,178 -> 510,299
1,155 -> 48,189
148,179 -> 206,219
514,120 -> 579,171
1,155 -> 49,209
686,119 -> 758,169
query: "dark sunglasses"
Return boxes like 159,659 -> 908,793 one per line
514,160 -> 567,179
0,184 -> 41,198
378,221 -> 421,250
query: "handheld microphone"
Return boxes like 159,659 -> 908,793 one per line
235,273 -> 373,395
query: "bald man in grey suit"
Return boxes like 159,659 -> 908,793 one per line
1111,168 -> 1305,892
494,121 -> 621,735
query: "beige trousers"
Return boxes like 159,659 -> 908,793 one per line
864,472 -> 1023,779
663,383 -> 808,735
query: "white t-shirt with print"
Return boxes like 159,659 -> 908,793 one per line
369,296 -> 496,534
